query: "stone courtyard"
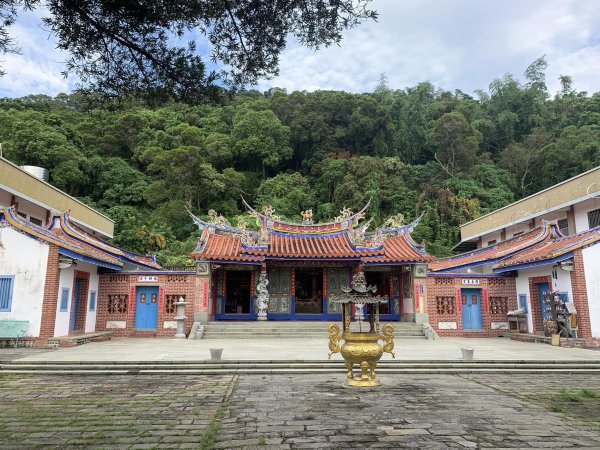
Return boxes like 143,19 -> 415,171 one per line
0,371 -> 598,449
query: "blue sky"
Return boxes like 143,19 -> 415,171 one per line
2,0 -> 600,98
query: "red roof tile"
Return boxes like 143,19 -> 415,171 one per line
495,226 -> 600,269
192,229 -> 430,263
429,224 -> 556,272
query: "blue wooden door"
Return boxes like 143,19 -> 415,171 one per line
71,278 -> 80,331
135,286 -> 159,329
462,288 -> 483,330
538,283 -> 551,321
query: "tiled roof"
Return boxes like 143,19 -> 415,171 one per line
191,229 -> 431,263
1,207 -> 159,270
495,226 -> 600,270
363,235 -> 434,263
190,232 -> 264,262
429,223 -> 559,272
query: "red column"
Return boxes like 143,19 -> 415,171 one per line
38,244 -> 60,343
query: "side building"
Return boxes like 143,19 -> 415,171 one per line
427,165 -> 600,345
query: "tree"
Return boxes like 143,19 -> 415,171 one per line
431,111 -> 480,176
231,108 -> 292,177
1,1 -> 376,103
255,173 -> 316,220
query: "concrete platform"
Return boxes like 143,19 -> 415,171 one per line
11,336 -> 600,363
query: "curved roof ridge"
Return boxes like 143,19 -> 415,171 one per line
241,196 -> 371,229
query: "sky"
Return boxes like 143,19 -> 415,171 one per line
1,0 -> 600,98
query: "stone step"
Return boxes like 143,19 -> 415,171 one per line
2,367 -> 599,375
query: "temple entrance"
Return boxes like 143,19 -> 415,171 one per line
225,271 -> 251,314
294,268 -> 324,316
366,270 -> 401,320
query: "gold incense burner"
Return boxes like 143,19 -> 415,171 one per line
328,269 -> 395,387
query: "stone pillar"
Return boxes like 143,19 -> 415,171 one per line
174,297 -> 188,338
256,263 -> 270,321
195,261 -> 212,324
413,264 -> 429,325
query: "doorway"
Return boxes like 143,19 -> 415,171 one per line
70,275 -> 89,333
135,286 -> 159,329
294,268 -> 323,315
225,271 -> 251,314
461,288 -> 483,330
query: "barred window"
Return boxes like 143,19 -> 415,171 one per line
165,295 -> 185,314
557,218 -> 569,235
589,208 -> 600,229
108,295 -> 128,314
436,296 -> 456,315
490,296 -> 508,315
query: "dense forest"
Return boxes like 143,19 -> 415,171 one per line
1,57 -> 599,264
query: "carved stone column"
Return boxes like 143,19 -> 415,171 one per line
256,264 -> 270,321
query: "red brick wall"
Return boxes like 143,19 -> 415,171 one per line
571,250 -> 592,339
37,244 -> 60,343
96,273 -> 196,337
426,276 -> 517,337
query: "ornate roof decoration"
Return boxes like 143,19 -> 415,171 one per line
494,223 -> 600,272
430,220 -> 566,273
189,199 -> 432,264
0,207 -> 159,270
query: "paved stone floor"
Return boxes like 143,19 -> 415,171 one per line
0,373 -> 598,449
11,337 -> 600,363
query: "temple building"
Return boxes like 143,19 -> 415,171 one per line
189,200 -> 433,324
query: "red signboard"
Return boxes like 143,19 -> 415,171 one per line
201,279 -> 209,311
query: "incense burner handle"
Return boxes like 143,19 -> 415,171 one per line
381,323 -> 395,358
327,323 -> 342,359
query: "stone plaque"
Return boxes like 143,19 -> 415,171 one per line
438,321 -> 457,330
163,320 -> 177,329
106,320 -> 126,329
491,321 -> 509,330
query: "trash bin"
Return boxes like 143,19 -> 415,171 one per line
461,347 -> 474,361
551,334 -> 561,346
210,348 -> 223,360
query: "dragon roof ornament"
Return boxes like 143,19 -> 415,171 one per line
241,196 -> 372,231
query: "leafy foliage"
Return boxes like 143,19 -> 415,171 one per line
1,57 -> 598,260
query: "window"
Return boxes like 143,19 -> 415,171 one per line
518,294 -> 528,313
558,292 -> 569,304
589,208 -> 600,229
89,291 -> 96,311
513,231 -> 524,238
29,217 -> 43,226
557,218 -> 569,235
60,288 -> 70,312
17,211 -> 27,219
487,239 -> 497,246
0,276 -> 15,312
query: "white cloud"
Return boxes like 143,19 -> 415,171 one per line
0,9 -> 74,97
2,1 -> 600,97
258,0 -> 600,96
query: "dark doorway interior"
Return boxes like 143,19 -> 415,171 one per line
225,271 -> 251,314
366,271 -> 391,314
295,268 -> 323,314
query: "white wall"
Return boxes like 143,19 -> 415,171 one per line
0,227 -> 49,337
583,244 -> 600,338
54,260 -> 99,337
574,198 -> 600,233
481,231 -> 502,247
515,265 -> 573,333
54,266 -> 74,337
